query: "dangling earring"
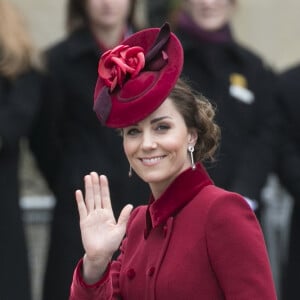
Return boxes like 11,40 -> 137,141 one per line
128,165 -> 132,177
188,145 -> 196,170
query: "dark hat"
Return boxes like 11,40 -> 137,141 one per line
93,23 -> 184,128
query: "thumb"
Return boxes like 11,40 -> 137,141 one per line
117,204 -> 134,227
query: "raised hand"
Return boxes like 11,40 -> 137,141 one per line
75,172 -> 133,283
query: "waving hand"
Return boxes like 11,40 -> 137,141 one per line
75,172 -> 133,283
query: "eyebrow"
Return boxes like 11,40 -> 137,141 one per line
130,116 -> 171,127
150,116 -> 171,124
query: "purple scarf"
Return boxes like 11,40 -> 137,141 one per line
178,12 -> 233,44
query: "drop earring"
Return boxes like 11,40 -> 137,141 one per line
188,145 -> 196,170
128,165 -> 132,177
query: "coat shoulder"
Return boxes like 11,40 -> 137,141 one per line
234,43 -> 273,71
281,64 -> 300,81
193,185 -> 246,208
185,185 -> 254,224
45,34 -> 72,60
44,28 -> 89,65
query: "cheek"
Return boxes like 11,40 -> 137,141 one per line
217,2 -> 233,23
123,139 -> 130,157
120,0 -> 131,11
123,138 -> 136,158
163,135 -> 187,154
114,0 -> 131,18
86,0 -> 100,12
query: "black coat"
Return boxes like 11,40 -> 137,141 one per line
30,27 -> 149,300
277,66 -> 300,199
175,28 -> 283,203
277,65 -> 300,300
0,69 -> 42,300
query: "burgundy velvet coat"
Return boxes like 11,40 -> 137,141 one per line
69,164 -> 277,299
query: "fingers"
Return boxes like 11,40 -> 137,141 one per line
91,172 -> 101,209
84,175 -> 94,213
80,173 -> 113,213
117,204 -> 134,227
99,175 -> 112,210
75,189 -> 87,220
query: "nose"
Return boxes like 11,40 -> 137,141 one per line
141,131 -> 157,150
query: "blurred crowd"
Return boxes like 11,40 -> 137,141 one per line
0,0 -> 299,299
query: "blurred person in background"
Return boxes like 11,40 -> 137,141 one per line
29,0 -> 149,299
277,65 -> 300,300
165,0 -> 284,218
0,1 -> 43,299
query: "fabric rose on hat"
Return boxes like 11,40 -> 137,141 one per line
98,45 -> 145,92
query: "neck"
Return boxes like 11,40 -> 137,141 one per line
90,23 -> 127,49
149,184 -> 165,201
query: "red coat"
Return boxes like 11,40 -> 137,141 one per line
70,164 -> 277,299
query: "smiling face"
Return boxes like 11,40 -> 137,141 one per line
184,0 -> 235,32
123,98 -> 197,198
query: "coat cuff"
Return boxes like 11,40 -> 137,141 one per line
75,258 -> 111,288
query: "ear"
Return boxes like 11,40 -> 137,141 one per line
188,128 -> 198,146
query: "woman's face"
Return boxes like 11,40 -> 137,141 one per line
85,0 -> 131,29
123,98 -> 197,197
184,0 -> 235,31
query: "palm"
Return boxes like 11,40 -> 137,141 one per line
79,206 -> 125,258
75,173 -> 133,261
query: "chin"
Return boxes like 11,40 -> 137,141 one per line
198,20 -> 226,32
137,171 -> 166,184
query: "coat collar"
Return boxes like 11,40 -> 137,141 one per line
145,163 -> 213,238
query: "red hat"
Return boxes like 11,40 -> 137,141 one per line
93,23 -> 184,128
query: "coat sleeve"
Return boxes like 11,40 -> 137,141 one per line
69,241 -> 128,300
206,193 -> 277,299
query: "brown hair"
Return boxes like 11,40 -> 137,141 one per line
0,0 -> 38,78
169,78 -> 220,162
66,0 -> 138,33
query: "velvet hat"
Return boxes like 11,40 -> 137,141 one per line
93,23 -> 184,128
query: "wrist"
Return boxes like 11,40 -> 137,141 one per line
82,253 -> 111,284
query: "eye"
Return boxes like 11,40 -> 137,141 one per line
125,127 -> 141,136
156,123 -> 170,131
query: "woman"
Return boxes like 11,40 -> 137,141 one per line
0,1 -> 42,299
29,1 -> 149,299
168,0 -> 283,215
69,23 -> 277,299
